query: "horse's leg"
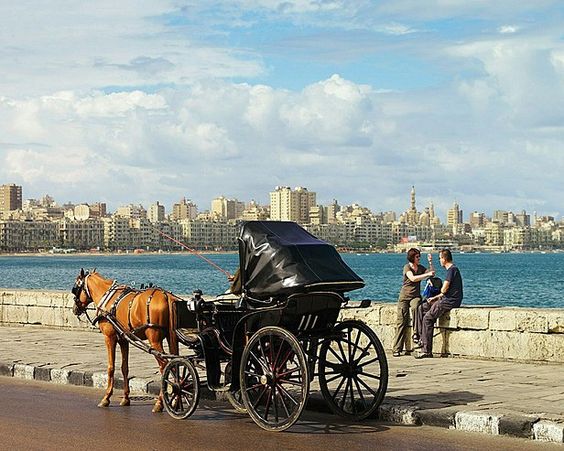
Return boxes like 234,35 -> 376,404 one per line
147,329 -> 167,413
99,323 -> 117,408
118,339 -> 130,406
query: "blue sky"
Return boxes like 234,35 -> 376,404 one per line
1,1 -> 563,220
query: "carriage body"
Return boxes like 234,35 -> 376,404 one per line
162,221 -> 388,431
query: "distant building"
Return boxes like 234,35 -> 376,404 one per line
269,186 -> 316,224
447,202 -> 463,231
171,198 -> 198,221
211,196 -> 245,220
0,184 -> 22,213
115,204 -> 147,219
148,201 -> 165,222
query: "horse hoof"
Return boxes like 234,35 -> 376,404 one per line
152,402 -> 163,413
120,398 -> 130,406
98,399 -> 110,408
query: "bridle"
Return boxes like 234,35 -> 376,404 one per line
72,272 -> 93,317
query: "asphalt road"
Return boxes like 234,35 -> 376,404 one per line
0,377 -> 559,451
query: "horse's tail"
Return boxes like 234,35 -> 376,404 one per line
166,292 -> 179,356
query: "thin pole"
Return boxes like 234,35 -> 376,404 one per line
152,226 -> 233,279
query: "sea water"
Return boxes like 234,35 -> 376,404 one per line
0,252 -> 562,308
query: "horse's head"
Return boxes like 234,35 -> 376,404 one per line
71,268 -> 92,316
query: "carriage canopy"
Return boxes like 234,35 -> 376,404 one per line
238,221 -> 364,299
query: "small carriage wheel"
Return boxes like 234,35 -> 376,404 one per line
240,326 -> 310,432
161,357 -> 200,420
225,362 -> 247,413
318,320 -> 388,420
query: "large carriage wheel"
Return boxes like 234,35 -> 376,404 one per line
318,320 -> 388,420
224,362 -> 247,413
161,357 -> 200,419
240,326 -> 309,432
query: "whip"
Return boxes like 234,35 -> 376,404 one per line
151,225 -> 233,279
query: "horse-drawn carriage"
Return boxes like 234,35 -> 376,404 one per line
72,221 -> 388,432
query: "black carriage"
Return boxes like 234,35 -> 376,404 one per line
161,221 -> 388,431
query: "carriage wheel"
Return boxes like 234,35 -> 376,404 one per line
240,326 -> 309,432
161,357 -> 200,420
318,320 -> 388,420
225,362 -> 247,413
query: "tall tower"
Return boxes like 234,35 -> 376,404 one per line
406,186 -> 418,225
0,184 -> 22,212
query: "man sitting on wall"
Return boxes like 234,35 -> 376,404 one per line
415,249 -> 463,359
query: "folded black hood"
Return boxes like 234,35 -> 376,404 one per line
238,221 -> 364,299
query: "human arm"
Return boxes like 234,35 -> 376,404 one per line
405,265 -> 435,283
427,254 -> 435,272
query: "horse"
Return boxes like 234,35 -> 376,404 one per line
71,268 -> 178,412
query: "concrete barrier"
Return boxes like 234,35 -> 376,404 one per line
1,289 -> 563,363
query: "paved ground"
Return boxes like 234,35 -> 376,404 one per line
1,324 -> 563,444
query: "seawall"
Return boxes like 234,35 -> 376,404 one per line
1,289 -> 563,363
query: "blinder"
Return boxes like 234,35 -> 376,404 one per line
72,271 -> 91,316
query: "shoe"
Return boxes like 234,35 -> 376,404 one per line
412,343 -> 422,349
415,353 -> 433,359
392,351 -> 401,357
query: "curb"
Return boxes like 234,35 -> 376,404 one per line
2,361 -> 563,444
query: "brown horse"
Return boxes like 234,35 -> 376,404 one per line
71,269 -> 178,412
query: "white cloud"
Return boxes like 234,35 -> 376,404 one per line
498,25 -> 519,34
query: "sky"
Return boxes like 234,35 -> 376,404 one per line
1,1 -> 563,220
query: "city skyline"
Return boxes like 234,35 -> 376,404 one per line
1,2 -> 563,218
5,181 -> 558,223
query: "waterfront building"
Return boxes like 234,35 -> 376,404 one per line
115,204 -> 147,219
179,219 -> 239,250
485,222 -> 504,246
0,184 -> 22,213
0,219 -> 58,251
171,198 -> 198,221
469,211 -> 486,229
73,204 -> 91,220
269,186 -> 315,224
447,201 -> 463,231
148,202 -> 165,223
241,200 -> 269,221
211,196 -> 245,220
59,218 -> 104,250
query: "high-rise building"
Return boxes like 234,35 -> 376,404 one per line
0,184 -> 22,212
447,202 -> 463,228
148,201 -> 165,222
469,211 -> 486,229
211,196 -> 245,220
269,186 -> 316,224
115,204 -> 147,219
171,198 -> 198,221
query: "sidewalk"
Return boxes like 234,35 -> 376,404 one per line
1,324 -> 563,444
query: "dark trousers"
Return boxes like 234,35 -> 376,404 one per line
417,298 -> 460,354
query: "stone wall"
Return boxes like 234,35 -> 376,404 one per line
341,303 -> 564,363
1,289 -> 563,363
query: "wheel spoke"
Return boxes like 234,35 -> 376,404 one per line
351,328 -> 362,362
277,382 -> 300,406
276,384 -> 291,416
355,375 -> 380,397
353,376 -> 367,406
356,356 -> 379,368
339,377 -> 351,410
251,386 -> 268,409
331,375 -> 347,401
327,345 -> 346,364
358,371 -> 381,381
278,378 -> 303,387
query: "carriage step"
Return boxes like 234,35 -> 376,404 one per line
176,328 -> 199,344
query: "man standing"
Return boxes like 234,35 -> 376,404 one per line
415,249 -> 463,359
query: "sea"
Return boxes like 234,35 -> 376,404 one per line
0,252 -> 562,308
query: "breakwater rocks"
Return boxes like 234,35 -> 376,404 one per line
1,289 -> 563,363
